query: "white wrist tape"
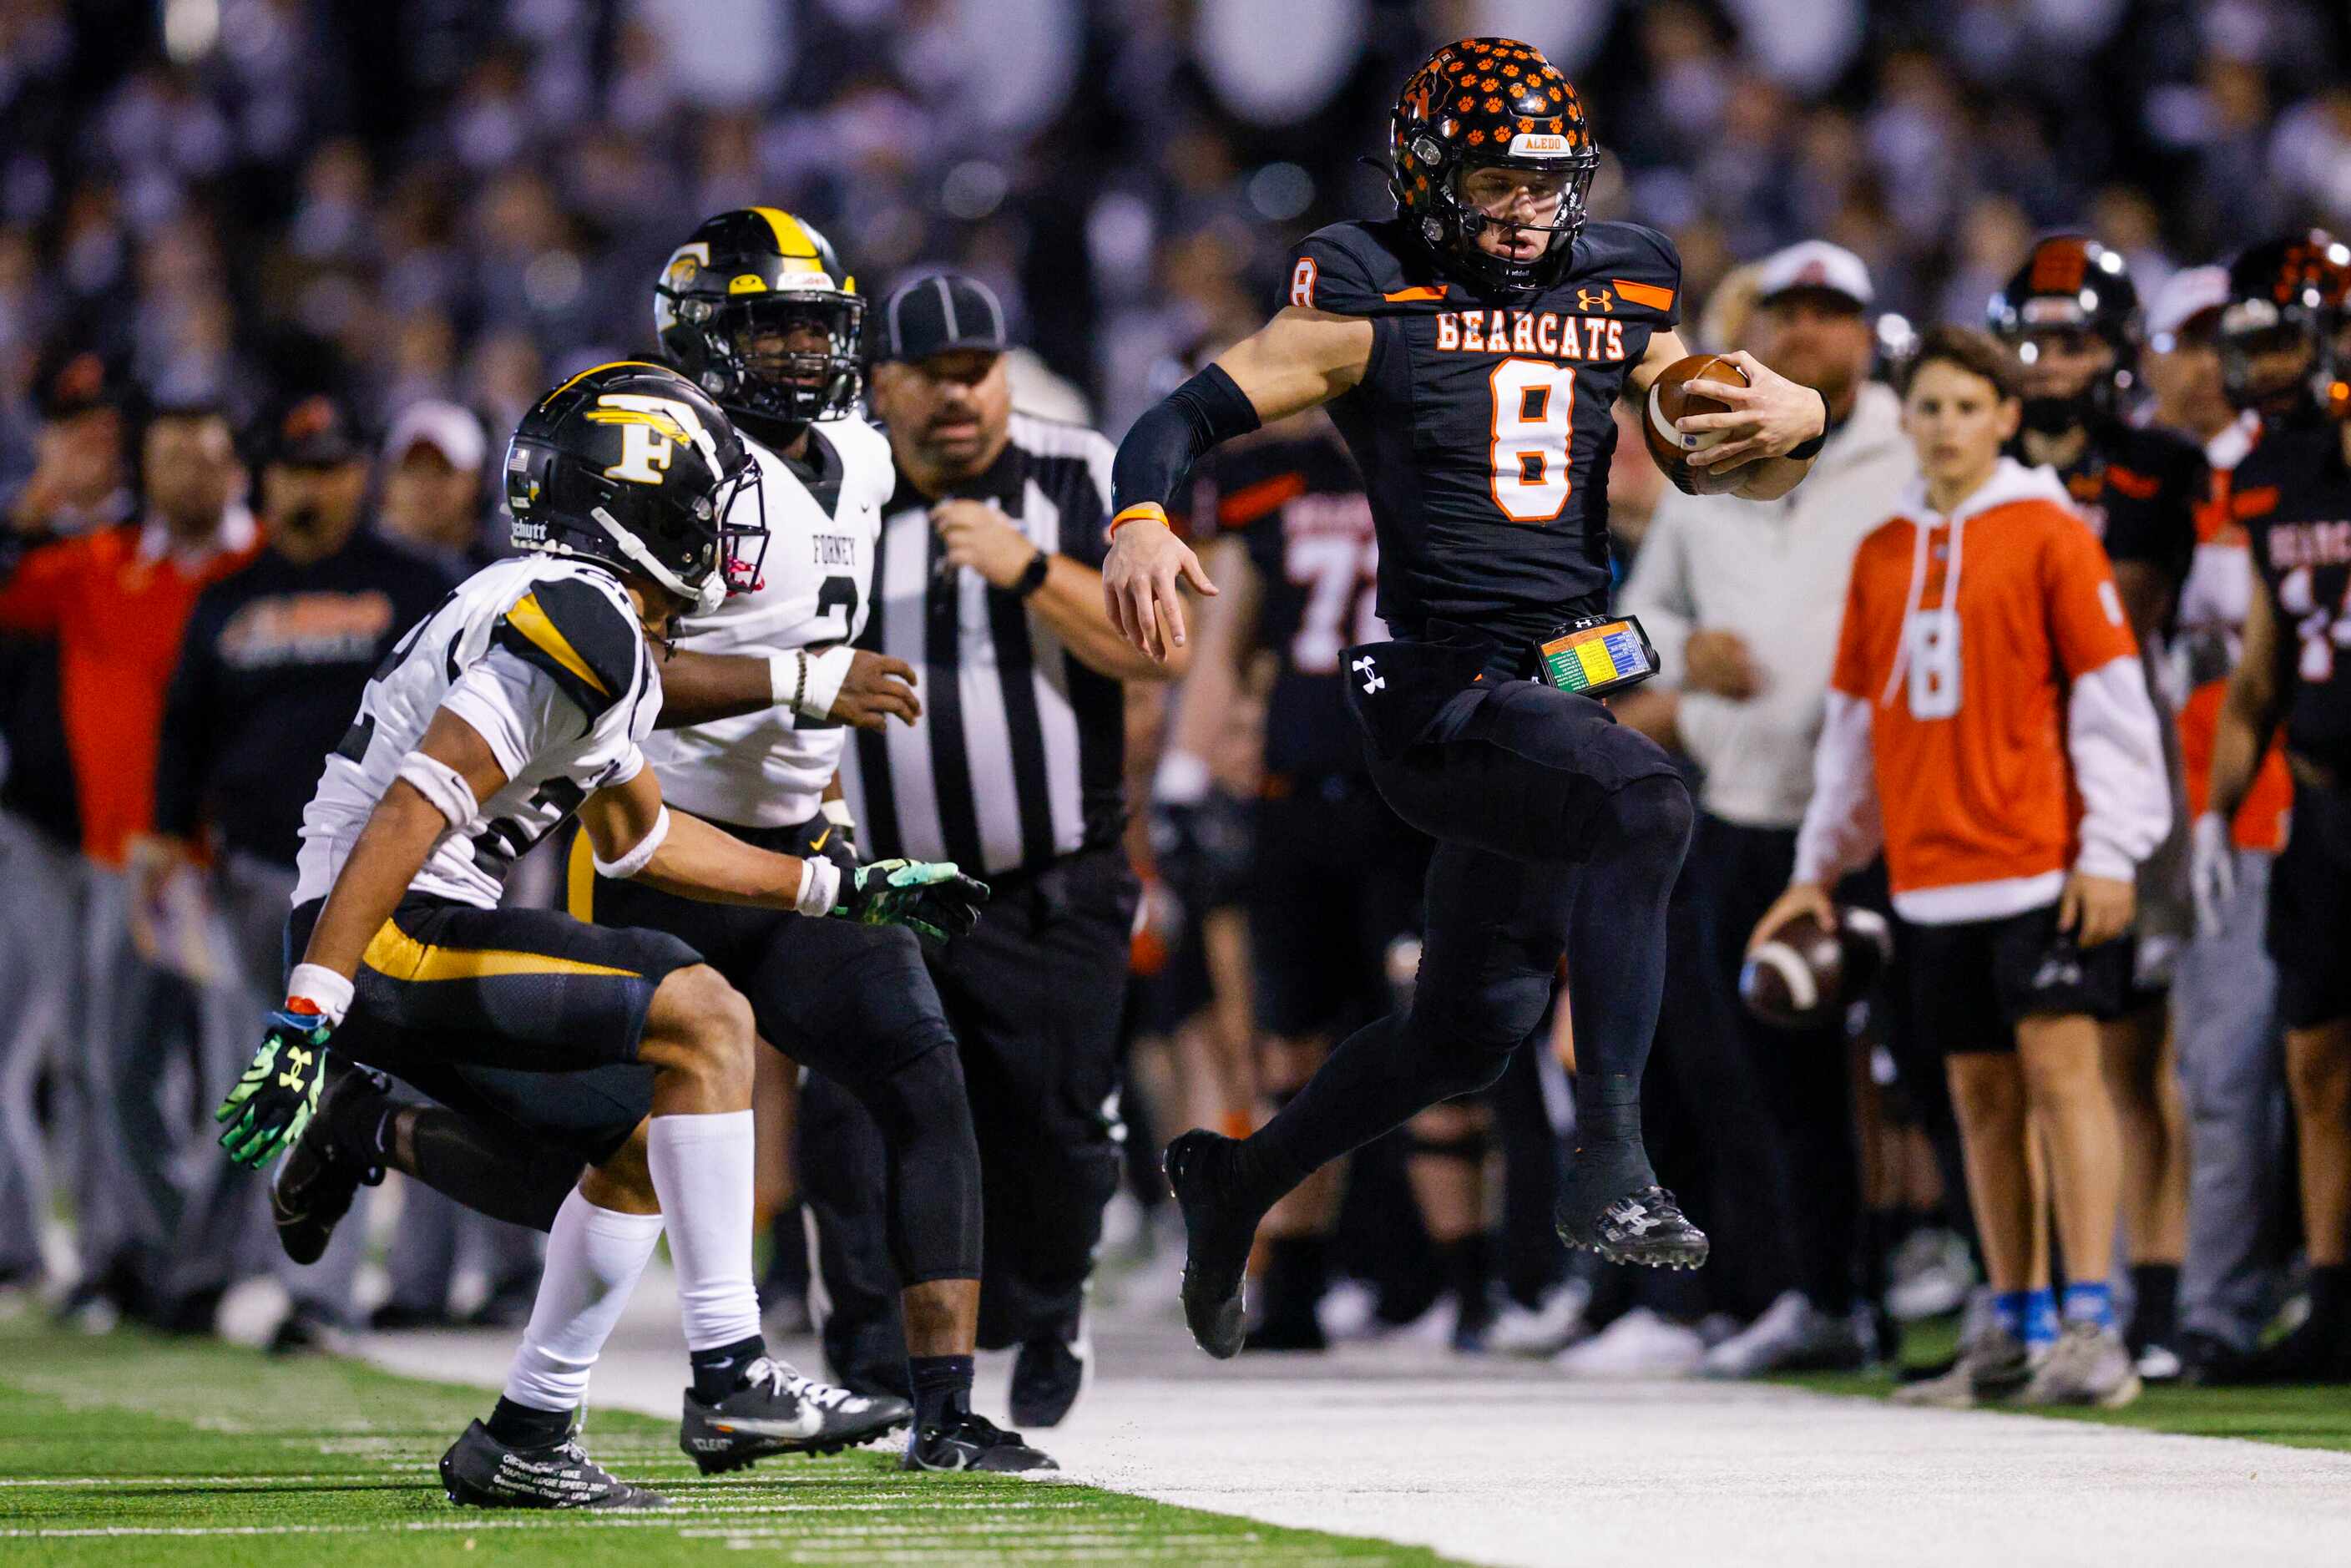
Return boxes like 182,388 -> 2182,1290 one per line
796,645 -> 857,721
593,805 -> 670,880
285,964 -> 354,1028
821,797 -> 857,830
795,856 -> 842,918
397,751 -> 478,828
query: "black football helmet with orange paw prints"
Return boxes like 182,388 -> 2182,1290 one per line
1388,36 -> 1600,301
2219,230 -> 2351,423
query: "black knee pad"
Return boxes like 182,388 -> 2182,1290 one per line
1393,1007 -> 1519,1102
862,1041 -> 984,1284
1601,769 -> 1694,861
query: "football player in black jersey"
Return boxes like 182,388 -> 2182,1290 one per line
1988,235 -> 2204,1378
1101,37 -> 1830,1358
2197,230 -> 2351,1383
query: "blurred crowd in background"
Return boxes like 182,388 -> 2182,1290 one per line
3,0 -> 2348,1383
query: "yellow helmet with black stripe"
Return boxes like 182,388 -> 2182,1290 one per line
654,208 -> 865,433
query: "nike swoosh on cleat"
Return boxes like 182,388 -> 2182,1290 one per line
711,1414 -> 827,1439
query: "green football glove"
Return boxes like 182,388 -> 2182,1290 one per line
836,858 -> 989,943
216,1007 -> 334,1168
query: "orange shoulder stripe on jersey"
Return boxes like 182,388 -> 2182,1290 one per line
2105,464 -> 2161,501
2232,485 -> 2280,520
1383,284 -> 1448,302
1611,279 -> 1676,311
1218,472 -> 1309,527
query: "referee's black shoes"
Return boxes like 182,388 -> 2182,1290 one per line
1009,1319 -> 1091,1428
271,1063 -> 392,1266
1164,1130 -> 1260,1359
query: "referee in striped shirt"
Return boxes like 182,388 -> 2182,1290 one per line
814,274 -> 1184,1426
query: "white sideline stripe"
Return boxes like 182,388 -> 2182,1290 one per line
3,1501 -> 1098,1537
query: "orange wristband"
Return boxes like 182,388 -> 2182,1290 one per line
1108,503 -> 1169,540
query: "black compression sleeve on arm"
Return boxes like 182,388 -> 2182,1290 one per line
1110,362 -> 1263,515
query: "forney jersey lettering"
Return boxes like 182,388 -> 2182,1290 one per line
1202,429 -> 1384,780
1285,216 -> 1680,650
643,417 -> 893,827
1830,463 -> 2141,912
2237,423 -> 2351,778
293,556 -> 658,910
2175,417 -> 2294,848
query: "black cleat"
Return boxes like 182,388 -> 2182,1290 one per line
1164,1130 -> 1262,1359
2194,1314 -> 2351,1385
1555,1184 -> 1710,1271
680,1358 -> 912,1474
271,1065 -> 391,1267
1009,1323 -> 1090,1429
440,1418 -> 668,1510
901,1411 -> 1058,1474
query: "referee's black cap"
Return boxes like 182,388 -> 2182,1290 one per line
877,273 -> 1010,364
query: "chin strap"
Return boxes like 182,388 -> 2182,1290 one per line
588,506 -> 723,614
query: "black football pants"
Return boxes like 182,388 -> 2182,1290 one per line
801,844 -> 1139,1387
1251,677 -> 1692,1196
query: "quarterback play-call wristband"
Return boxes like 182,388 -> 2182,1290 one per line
1535,615 -> 1661,700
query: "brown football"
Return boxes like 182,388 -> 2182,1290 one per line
1739,905 -> 1894,1032
1643,354 -> 1752,496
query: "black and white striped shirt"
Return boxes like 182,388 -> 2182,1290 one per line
838,412 -> 1127,879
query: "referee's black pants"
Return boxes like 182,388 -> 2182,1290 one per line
803,844 -> 1140,1383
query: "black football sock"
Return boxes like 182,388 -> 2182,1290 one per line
1438,1233 -> 1493,1322
908,1353 -> 974,1428
689,1333 -> 768,1403
2308,1263 -> 2350,1328
1259,1237 -> 1330,1330
486,1395 -> 574,1449
1564,775 -> 1690,1140
2129,1262 -> 2180,1348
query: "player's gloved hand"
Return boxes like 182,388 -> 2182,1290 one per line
836,858 -> 989,943
216,1004 -> 334,1168
2190,812 -> 2236,937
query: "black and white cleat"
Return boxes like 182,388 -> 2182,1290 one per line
1555,1185 -> 1711,1271
680,1358 -> 912,1474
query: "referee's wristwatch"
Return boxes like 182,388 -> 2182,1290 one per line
1013,548 -> 1051,598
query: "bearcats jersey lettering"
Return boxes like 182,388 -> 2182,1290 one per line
294,556 -> 660,911
642,417 -> 893,827
2237,422 -> 2351,779
1831,462 -> 2141,913
1287,217 -> 1679,650
1202,427 -> 1382,780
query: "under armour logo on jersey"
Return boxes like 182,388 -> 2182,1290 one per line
1575,287 -> 1614,312
1352,655 -> 1385,694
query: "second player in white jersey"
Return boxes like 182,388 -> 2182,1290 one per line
296,554 -> 660,910
644,415 -> 895,827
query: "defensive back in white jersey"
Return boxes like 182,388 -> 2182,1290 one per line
642,415 -> 896,828
293,555 -> 662,911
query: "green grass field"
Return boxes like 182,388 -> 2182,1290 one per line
0,1319 -> 1455,1565
1781,1313 -> 2351,1455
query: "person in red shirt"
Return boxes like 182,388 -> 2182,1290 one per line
1754,327 -> 2171,1409
0,398 -> 259,1324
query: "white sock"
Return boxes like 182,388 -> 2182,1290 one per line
645,1109 -> 762,1351
500,1187 -> 665,1414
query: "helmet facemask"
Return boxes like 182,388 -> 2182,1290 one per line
2217,297 -> 2343,422
670,285 -> 866,427
1424,153 -> 1596,300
